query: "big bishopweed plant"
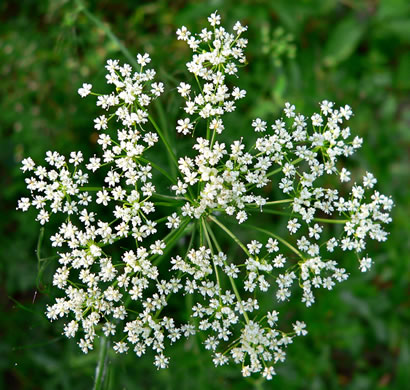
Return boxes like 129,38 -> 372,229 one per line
18,12 -> 393,380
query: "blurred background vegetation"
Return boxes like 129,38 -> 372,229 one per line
1,0 -> 409,389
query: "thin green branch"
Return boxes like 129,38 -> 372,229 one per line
246,199 -> 292,207
205,221 -> 250,324
260,209 -> 348,224
265,158 -> 303,179
138,157 -> 176,184
76,0 -> 138,69
93,336 -> 109,390
208,215 -> 250,257
243,224 -> 304,260
154,100 -> 177,178
264,199 -> 293,205
201,219 -> 222,300
151,193 -> 187,202
148,114 -> 179,169
152,218 -> 191,265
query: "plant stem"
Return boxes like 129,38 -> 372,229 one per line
248,199 -> 293,207
138,157 -> 176,184
154,100 -> 177,178
78,187 -> 103,192
76,0 -> 138,69
93,336 -> 109,390
307,217 -> 349,224
265,199 -> 293,205
151,193 -> 187,202
205,221 -> 250,324
208,216 -> 250,257
243,224 -> 304,259
36,227 -> 44,263
201,218 -> 222,299
148,114 -> 178,169
260,208 -> 348,224
265,157 -> 302,179
152,218 -> 190,265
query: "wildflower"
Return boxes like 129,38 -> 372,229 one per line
176,118 -> 193,135
137,53 -> 151,67
359,257 -> 372,272
17,11 -> 393,380
78,83 -> 92,98
252,118 -> 267,132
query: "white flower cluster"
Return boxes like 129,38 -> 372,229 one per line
176,11 -> 247,135
17,12 -> 393,380
169,243 -> 308,378
174,136 -> 267,223
17,56 -> 186,362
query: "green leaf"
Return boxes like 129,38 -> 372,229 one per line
323,16 -> 366,67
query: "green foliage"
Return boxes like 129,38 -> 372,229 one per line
1,0 -> 409,389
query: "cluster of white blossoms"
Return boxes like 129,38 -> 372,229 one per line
17,12 -> 393,380
174,136 -> 267,223
175,12 -> 247,136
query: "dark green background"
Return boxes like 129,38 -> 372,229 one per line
1,0 -> 409,389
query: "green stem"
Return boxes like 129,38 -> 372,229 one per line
261,209 -> 348,224
148,114 -> 178,169
138,157 -> 176,184
264,146 -> 321,180
210,127 -> 216,149
78,187 -> 103,192
265,199 -> 293,205
155,99 -> 177,178
93,336 -> 109,390
243,224 -> 304,259
307,217 -> 348,224
201,218 -> 222,299
205,221 -> 250,324
36,227 -> 44,263
152,218 -> 190,265
208,216 -> 250,257
151,193 -> 187,202
249,199 -> 292,207
265,157 -> 303,179
76,0 -> 138,69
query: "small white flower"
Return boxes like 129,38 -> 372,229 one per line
210,118 -> 224,134
176,26 -> 190,41
236,210 -> 247,224
176,118 -> 193,135
177,82 -> 191,97
287,218 -> 301,234
113,341 -> 129,354
21,157 -> 35,172
359,257 -> 372,272
78,83 -> 92,98
284,102 -> 295,118
266,238 -> 279,253
339,167 -> 351,183
17,197 -> 31,211
320,100 -> 334,115
208,12 -> 221,27
94,115 -> 108,130
293,321 -> 307,336
137,53 -> 151,67
233,21 -> 247,34
363,172 -> 377,188
166,213 -> 181,229
252,118 -> 267,132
